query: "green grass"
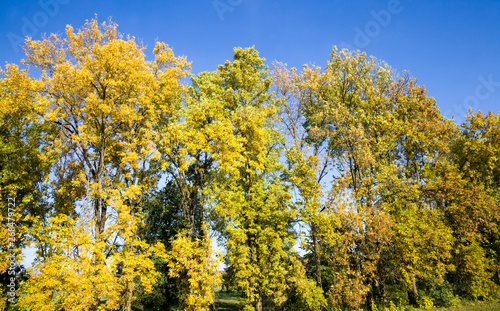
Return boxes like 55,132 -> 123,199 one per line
426,301 -> 500,311
403,301 -> 500,311
210,294 -> 500,311
212,290 -> 242,311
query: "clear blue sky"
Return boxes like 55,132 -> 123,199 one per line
1,0 -> 499,124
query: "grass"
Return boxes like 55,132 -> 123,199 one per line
210,292 -> 500,311
417,301 -> 500,311
211,290 -> 241,311
382,301 -> 500,311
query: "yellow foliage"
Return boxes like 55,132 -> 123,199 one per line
166,232 -> 222,311
7,17 -> 189,311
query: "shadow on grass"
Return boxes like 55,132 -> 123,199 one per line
212,291 -> 242,311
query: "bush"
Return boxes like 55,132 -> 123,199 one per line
417,296 -> 433,310
427,282 -> 457,307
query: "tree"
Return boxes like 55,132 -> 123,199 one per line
3,19 -> 499,310
377,72 -> 456,306
0,63 -> 53,308
277,48 -> 456,309
135,181 -> 187,310
445,110 -> 500,299
12,17 -> 189,311
206,47 -> 325,311
276,48 -> 396,309
272,62 -> 337,295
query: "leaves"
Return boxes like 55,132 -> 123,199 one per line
1,20 -> 499,311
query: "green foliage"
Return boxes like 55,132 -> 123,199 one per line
425,283 -> 458,308
135,182 -> 187,310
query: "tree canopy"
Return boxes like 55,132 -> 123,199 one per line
1,18 -> 499,311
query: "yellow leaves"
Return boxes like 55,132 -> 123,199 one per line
7,17 -> 193,309
22,32 -> 65,70
166,232 -> 222,311
272,46 -> 467,309
0,64 -> 44,127
289,260 -> 327,311
20,208 -> 164,311
153,41 -> 190,108
122,184 -> 142,201
153,41 -> 188,73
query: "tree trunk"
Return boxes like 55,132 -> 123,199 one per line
366,284 -> 374,311
125,281 -> 134,311
380,279 -> 387,304
254,297 -> 262,311
94,197 -> 106,239
311,225 -> 322,288
408,280 -> 418,306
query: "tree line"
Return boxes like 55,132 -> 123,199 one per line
1,18 -> 499,311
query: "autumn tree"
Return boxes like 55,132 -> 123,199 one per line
377,73 -> 455,306
274,48 -> 458,309
3,18 -> 500,311
272,62 -> 336,296
0,63 -> 54,307
445,110 -> 500,299
135,181 -> 187,310
201,47 -> 325,311
9,17 -> 189,311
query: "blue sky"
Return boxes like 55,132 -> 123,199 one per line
1,0 -> 499,124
